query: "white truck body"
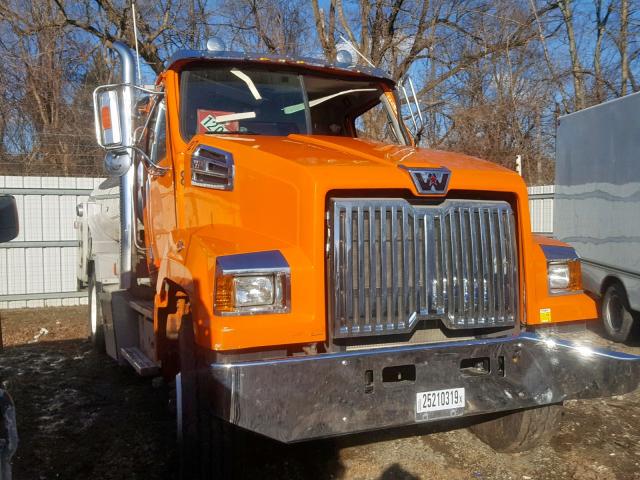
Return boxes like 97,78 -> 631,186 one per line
555,91 -> 640,311
75,179 -> 120,286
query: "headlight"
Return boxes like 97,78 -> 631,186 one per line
214,251 -> 291,315
547,259 -> 581,295
234,275 -> 275,306
548,263 -> 570,289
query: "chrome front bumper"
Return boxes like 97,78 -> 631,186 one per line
206,333 -> 640,443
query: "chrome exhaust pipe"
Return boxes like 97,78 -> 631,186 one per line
111,41 -> 136,289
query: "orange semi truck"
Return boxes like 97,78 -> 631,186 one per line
77,41 -> 640,477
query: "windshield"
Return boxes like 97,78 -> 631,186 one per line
180,64 -> 408,144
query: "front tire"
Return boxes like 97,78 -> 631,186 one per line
177,315 -> 245,479
470,404 -> 563,453
601,283 -> 636,343
87,265 -> 105,352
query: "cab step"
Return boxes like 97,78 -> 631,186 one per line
120,346 -> 160,376
128,298 -> 153,320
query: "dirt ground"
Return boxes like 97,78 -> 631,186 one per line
1,307 -> 639,480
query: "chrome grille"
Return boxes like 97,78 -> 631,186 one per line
329,199 -> 518,338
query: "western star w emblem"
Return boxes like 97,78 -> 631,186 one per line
400,166 -> 451,195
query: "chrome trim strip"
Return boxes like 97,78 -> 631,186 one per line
540,244 -> 580,261
402,207 -> 410,329
379,206 -> 388,330
357,206 -> 366,329
479,209 -> 489,322
191,145 -> 234,190
368,206 -> 377,331
345,207 -> 353,331
390,205 -> 399,330
216,250 -> 289,274
507,213 -> 518,320
469,207 -> 480,322
459,208 -> 470,323
497,209 -> 506,322
449,209 -> 459,323
439,213 -> 449,314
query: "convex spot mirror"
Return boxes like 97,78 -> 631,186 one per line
93,86 -> 124,149
0,195 -> 19,243
104,151 -> 132,177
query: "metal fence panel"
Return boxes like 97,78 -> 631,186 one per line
528,185 -> 555,235
0,175 -> 103,309
0,176 -> 555,309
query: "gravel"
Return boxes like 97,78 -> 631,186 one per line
1,307 -> 639,479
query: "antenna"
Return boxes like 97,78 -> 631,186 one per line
131,1 -> 142,85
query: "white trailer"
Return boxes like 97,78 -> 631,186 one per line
555,91 -> 640,341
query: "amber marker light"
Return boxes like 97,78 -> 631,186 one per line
214,274 -> 236,313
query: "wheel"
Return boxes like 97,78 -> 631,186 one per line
177,315 -> 245,479
601,283 -> 636,343
87,266 -> 105,352
470,404 -> 562,453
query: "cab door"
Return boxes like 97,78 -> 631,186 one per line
141,99 -> 176,274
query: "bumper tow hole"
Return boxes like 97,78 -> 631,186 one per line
460,357 -> 490,376
382,364 -> 416,384
364,369 -> 374,393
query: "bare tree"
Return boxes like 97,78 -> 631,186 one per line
218,0 -> 308,55
593,0 -> 613,102
619,0 -> 630,95
0,0 -> 108,175
1,0 -> 638,181
558,0 -> 587,110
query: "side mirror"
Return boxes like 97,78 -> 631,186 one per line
93,85 -> 124,149
0,195 -> 19,243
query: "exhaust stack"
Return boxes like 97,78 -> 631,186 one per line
111,41 -> 136,289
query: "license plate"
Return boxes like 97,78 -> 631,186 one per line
416,388 -> 465,418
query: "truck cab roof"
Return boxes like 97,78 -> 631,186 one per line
165,49 -> 394,84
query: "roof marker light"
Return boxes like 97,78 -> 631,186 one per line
336,49 -> 355,67
206,37 -> 226,52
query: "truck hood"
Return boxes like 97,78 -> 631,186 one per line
201,133 -> 509,170
180,134 -> 531,350
191,134 -> 521,196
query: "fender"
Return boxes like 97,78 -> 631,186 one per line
527,234 -> 598,325
156,225 -> 322,352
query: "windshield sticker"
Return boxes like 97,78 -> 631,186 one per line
197,109 -> 239,133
